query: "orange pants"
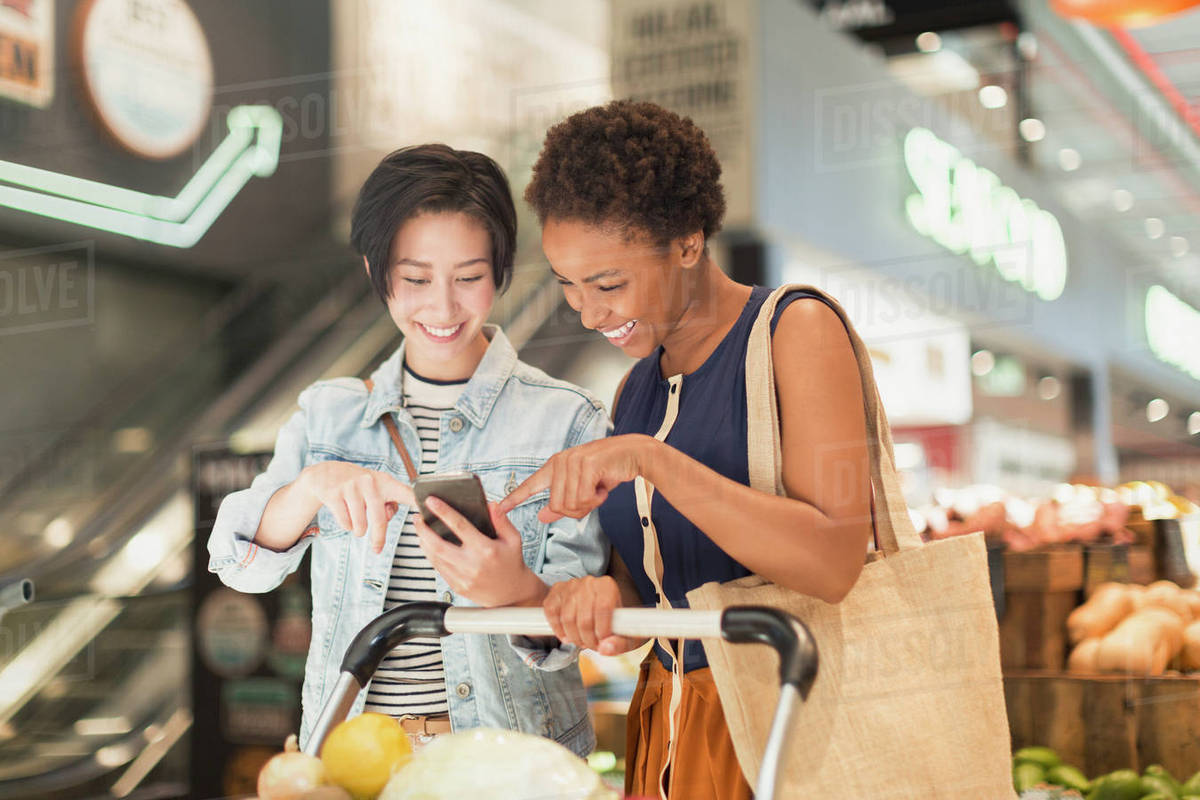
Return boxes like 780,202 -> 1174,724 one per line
625,655 -> 753,800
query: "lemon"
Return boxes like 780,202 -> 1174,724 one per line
320,712 -> 412,800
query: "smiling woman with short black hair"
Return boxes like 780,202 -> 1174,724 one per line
208,143 -> 611,755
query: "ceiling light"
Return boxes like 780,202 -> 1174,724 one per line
95,744 -> 133,769
113,427 -> 153,454
1019,118 -> 1046,142
43,518 -> 73,550
75,716 -> 132,737
1058,148 -> 1081,171
1147,398 -> 1170,423
1017,32 -> 1039,60
971,349 -> 995,376
1189,411 -> 1200,436
1037,375 -> 1061,400
916,31 -> 942,53
1111,189 -> 1134,212
1145,217 -> 1165,239
1170,236 -> 1189,257
978,85 -> 1007,109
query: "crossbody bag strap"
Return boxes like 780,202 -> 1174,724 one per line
363,378 -> 419,481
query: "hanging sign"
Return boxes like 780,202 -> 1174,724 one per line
1145,284 -> 1200,381
72,0 -> 213,160
611,0 -> 757,227
0,0 -> 53,107
904,127 -> 1069,302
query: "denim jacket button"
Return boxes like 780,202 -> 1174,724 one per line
455,682 -> 472,698
448,417 -> 464,433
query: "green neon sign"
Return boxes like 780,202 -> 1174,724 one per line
0,105 -> 282,248
904,127 -> 1068,301
1146,285 -> 1200,380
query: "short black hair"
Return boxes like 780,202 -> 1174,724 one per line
524,100 -> 725,244
350,144 -> 517,299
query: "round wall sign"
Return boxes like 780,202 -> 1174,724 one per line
196,588 -> 269,678
73,0 -> 214,160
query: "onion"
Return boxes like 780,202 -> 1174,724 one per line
258,751 -> 327,800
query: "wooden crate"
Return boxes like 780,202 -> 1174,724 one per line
1084,544 -> 1154,596
1005,671 -> 1200,780
1004,546 -> 1085,592
1000,590 -> 1077,670
999,548 -> 1083,670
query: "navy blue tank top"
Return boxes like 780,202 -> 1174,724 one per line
599,285 -> 815,672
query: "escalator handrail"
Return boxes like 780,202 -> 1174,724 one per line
0,265 -> 371,588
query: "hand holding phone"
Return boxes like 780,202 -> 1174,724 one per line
413,472 -> 497,546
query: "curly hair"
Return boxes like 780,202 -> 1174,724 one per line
524,100 -> 726,243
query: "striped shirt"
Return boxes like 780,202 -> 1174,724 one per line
363,364 -> 466,717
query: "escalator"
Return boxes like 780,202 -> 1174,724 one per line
0,262 -> 571,799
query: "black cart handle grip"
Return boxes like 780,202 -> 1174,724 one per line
720,606 -> 819,699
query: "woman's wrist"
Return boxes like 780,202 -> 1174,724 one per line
511,570 -> 550,607
295,463 -> 320,500
634,434 -> 666,485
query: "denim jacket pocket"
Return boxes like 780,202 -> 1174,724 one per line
315,506 -> 351,539
474,464 -> 547,566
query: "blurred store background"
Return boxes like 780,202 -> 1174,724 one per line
0,0 -> 1198,798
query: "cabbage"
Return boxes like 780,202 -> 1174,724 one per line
379,728 -> 618,800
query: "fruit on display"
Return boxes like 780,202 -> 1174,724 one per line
916,480 -> 1198,554
1012,747 -> 1200,799
256,750 -> 328,800
1015,760 -> 1049,793
1068,584 -> 1135,643
254,718 -> 617,799
1047,764 -> 1091,793
319,713 -> 412,800
916,484 -> 1135,552
377,728 -> 617,800
1012,753 -> 1200,800
1182,621 -> 1200,670
295,789 -> 352,800
1088,769 -> 1142,800
1065,581 -> 1200,675
1117,482 -> 1200,522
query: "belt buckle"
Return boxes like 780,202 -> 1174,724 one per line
399,714 -> 439,746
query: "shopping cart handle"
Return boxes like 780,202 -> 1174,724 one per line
720,606 -> 818,699
339,600 -> 450,684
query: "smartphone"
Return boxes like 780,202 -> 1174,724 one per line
412,471 -> 497,546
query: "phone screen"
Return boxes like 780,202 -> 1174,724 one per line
413,472 -> 497,545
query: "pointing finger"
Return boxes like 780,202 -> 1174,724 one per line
499,465 -> 551,513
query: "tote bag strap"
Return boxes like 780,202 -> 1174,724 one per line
363,379 -> 419,481
744,285 -> 922,556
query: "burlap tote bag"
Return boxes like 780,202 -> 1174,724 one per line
685,284 -> 1015,798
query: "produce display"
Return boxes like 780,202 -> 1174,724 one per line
915,481 -> 1198,553
1013,746 -> 1200,799
254,716 -> 613,800
916,484 -> 1132,551
1066,581 -> 1200,675
378,728 -> 618,800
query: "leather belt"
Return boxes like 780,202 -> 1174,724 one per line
398,714 -> 452,737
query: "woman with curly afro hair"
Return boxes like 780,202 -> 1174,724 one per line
500,101 -> 872,800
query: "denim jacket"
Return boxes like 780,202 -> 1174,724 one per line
207,326 -> 611,756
